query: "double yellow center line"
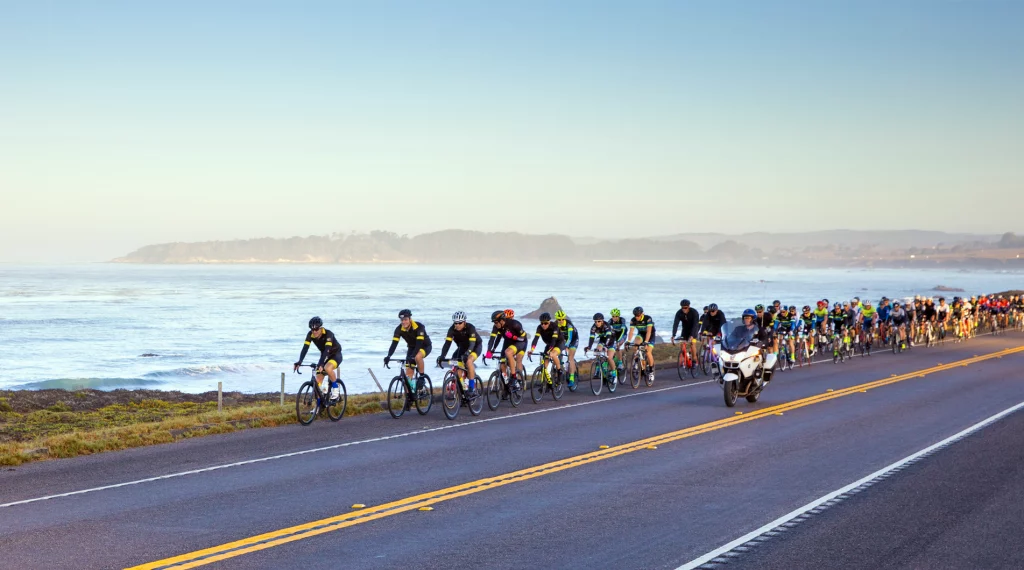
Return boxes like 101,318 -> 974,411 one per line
130,345 -> 1024,569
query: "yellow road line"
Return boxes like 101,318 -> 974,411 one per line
129,345 -> 1024,570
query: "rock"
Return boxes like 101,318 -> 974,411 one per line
524,297 -> 563,319
932,285 -> 965,292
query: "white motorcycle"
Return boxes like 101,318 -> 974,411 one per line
714,324 -> 777,407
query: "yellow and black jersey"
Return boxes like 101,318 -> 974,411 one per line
297,328 -> 341,368
386,320 -> 431,359
439,323 -> 482,359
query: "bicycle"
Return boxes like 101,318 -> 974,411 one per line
385,358 -> 433,418
628,342 -> 655,388
674,337 -> 698,380
776,333 -> 793,371
438,358 -> 483,419
560,350 -> 580,393
295,364 -> 347,426
587,345 -> 618,395
794,330 -> 812,368
528,350 -> 566,403
698,333 -> 721,376
937,321 -> 947,345
485,356 -> 525,410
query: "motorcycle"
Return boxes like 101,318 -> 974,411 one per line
715,324 -> 777,407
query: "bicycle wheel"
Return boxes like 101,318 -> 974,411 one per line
689,352 -> 698,378
552,369 -> 565,401
387,377 -> 406,419
441,374 -> 460,420
326,380 -> 347,421
466,376 -> 483,416
509,368 -> 524,407
415,375 -> 433,415
643,363 -> 654,387
676,348 -> 687,381
699,344 -> 711,375
486,371 -> 501,411
530,366 -> 545,404
295,381 -> 318,426
590,360 -> 603,396
630,357 -> 641,389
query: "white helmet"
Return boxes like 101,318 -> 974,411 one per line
452,311 -> 467,323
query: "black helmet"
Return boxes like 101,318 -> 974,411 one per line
708,303 -> 718,311
539,312 -> 552,322
593,312 -> 605,321
773,299 -> 781,305
680,299 -> 690,308
398,309 -> 412,319
308,316 -> 322,330
632,306 -> 643,316
755,304 -> 765,311
491,310 -> 505,322
702,305 -> 709,311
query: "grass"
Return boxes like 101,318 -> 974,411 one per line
0,344 -> 686,467
0,392 -> 385,467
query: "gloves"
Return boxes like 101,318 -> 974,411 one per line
485,351 -> 494,360
383,357 -> 390,369
504,330 -> 514,339
436,356 -> 443,368
584,347 -> 590,354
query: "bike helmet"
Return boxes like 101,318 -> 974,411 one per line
754,304 -> 765,311
893,301 -> 901,307
539,312 -> 552,322
491,310 -> 505,322
938,297 -> 945,302
773,300 -> 781,306
817,300 -> 826,308
593,312 -> 605,321
788,305 -> 797,312
863,300 -> 872,307
680,299 -> 690,308
503,309 -> 515,319
742,308 -> 756,318
833,303 -> 841,309
702,306 -> 709,312
610,308 -> 621,317
802,305 -> 811,312
708,303 -> 718,311
308,316 -> 322,330
852,296 -> 860,303
632,306 -> 644,316
452,311 -> 467,323
398,309 -> 412,319
554,310 -> 566,320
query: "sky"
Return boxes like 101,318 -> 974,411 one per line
1,0 -> 1022,262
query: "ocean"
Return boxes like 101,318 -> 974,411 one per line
0,264 -> 1018,395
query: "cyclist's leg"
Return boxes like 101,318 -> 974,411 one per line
567,346 -> 577,377
324,359 -> 339,383
504,344 -> 517,378
415,342 -> 430,375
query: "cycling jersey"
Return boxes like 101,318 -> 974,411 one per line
557,318 -> 578,348
877,305 -> 891,322
608,316 -> 629,344
920,305 -> 937,321
297,328 -> 342,368
812,308 -> 829,326
936,304 -> 949,320
672,308 -> 700,340
700,310 -> 727,336
588,322 -> 618,349
755,312 -> 774,331
890,308 -> 908,325
630,314 -> 657,342
439,323 -> 482,361
861,307 -> 877,322
799,312 -> 815,330
387,320 -> 432,361
775,312 -> 796,334
829,309 -> 846,328
489,318 -> 528,354
530,323 -> 564,351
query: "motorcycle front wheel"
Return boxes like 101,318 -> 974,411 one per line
723,380 -> 737,407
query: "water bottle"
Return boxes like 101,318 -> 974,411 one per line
320,378 -> 330,394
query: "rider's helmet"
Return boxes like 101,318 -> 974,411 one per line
452,311 -> 467,323
554,310 -> 566,320
802,305 -> 811,312
308,316 -> 322,330
632,306 -> 644,316
788,305 -> 797,312
610,308 -> 621,317
754,304 -> 765,312
702,306 -> 709,312
491,310 -> 505,323
539,312 -> 552,323
833,302 -> 842,309
708,303 -> 719,312
852,296 -> 860,304
680,299 -> 690,308
503,309 -> 515,319
938,297 -> 945,303
593,312 -> 605,321
893,301 -> 901,307
864,299 -> 872,307
742,308 -> 756,320
817,300 -> 827,308
773,300 -> 781,306
398,309 -> 412,319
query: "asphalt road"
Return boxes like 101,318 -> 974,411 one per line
2,333 -> 1023,570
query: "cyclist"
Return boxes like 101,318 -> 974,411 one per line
905,300 -> 918,346
437,311 -> 482,393
608,308 -> 630,373
585,312 -> 618,382
775,306 -> 797,364
860,300 -> 877,352
294,316 -> 343,401
754,304 -> 776,354
829,302 -> 847,339
486,309 -> 528,390
554,310 -> 579,388
890,302 -> 909,349
813,300 -> 830,337
876,298 -> 892,343
528,312 -> 565,380
628,306 -> 657,384
700,303 -> 727,337
672,299 -> 700,367
384,309 -> 432,388
936,297 -> 950,337
798,305 -> 816,355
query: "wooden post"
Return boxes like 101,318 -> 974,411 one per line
280,373 -> 285,406
217,381 -> 223,412
367,368 -> 388,411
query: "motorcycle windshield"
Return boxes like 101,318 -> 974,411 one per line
722,324 -> 755,351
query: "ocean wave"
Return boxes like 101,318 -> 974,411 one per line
12,377 -> 165,390
142,363 -> 277,378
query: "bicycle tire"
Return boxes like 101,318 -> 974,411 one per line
677,348 -> 687,381
551,368 -> 565,400
387,377 -> 406,419
326,380 -> 347,421
590,360 -> 603,396
415,375 -> 433,415
296,381 -> 317,426
466,376 -> 483,416
699,345 -> 711,375
630,357 -> 641,389
441,374 -> 460,420
509,368 -> 524,407
486,371 -> 501,411
530,366 -> 545,404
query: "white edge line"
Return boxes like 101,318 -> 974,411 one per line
0,379 -> 712,509
675,398 -> 1024,570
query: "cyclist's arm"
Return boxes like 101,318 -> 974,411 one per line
530,326 -> 541,351
587,325 -> 597,350
297,331 -> 312,364
439,325 -> 456,360
672,310 -> 682,338
487,325 -> 500,353
385,326 -> 401,360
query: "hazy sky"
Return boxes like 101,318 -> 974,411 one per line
2,0 -> 1022,262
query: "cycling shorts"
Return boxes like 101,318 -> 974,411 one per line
405,341 -> 432,361
502,339 -> 528,355
453,348 -> 478,363
862,318 -> 874,329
